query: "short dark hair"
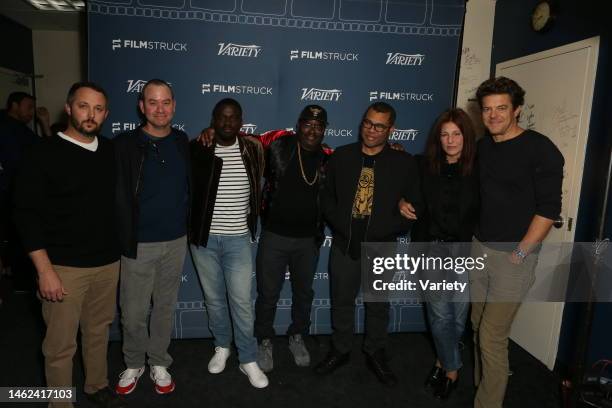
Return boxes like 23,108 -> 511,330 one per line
212,98 -> 242,118
66,81 -> 108,105
6,92 -> 34,110
139,78 -> 174,101
365,101 -> 396,126
424,108 -> 476,176
476,76 -> 525,109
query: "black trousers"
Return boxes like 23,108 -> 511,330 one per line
254,230 -> 319,340
330,244 -> 389,355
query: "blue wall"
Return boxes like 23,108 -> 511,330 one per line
491,0 -> 612,366
89,0 -> 465,339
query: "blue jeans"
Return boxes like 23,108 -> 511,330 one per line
190,234 -> 257,364
424,243 -> 470,372
426,299 -> 469,372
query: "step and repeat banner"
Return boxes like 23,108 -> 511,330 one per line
88,0 -> 464,339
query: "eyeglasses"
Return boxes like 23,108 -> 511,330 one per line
361,118 -> 390,133
148,140 -> 165,165
301,122 -> 325,132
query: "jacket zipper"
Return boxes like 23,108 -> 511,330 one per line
134,146 -> 145,196
199,145 -> 216,242
242,141 -> 257,238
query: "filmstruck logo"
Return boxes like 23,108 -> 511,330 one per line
369,91 -> 433,102
290,50 -> 358,62
241,124 -> 257,133
386,53 -> 425,66
301,88 -> 342,102
389,129 -> 419,141
112,39 -> 187,52
202,83 -> 273,96
112,122 -> 186,134
218,42 -> 262,58
325,128 -> 353,137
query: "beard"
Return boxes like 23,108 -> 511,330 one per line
71,117 -> 101,138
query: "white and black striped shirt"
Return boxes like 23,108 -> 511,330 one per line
210,140 -> 250,235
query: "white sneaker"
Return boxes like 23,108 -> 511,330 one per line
239,362 -> 269,388
115,367 -> 145,395
208,346 -> 231,374
150,365 -> 175,394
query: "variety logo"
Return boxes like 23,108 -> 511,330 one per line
301,88 -> 342,102
290,50 -> 358,62
112,39 -> 188,52
126,79 -> 173,94
369,91 -> 433,102
385,53 -> 425,66
126,80 -> 148,94
389,129 -> 419,141
241,123 -> 257,134
218,42 -> 262,58
111,122 -> 185,134
202,83 -> 273,96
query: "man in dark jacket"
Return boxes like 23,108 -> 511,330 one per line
114,79 -> 189,396
315,102 -> 421,387
254,105 -> 332,372
189,98 -> 268,388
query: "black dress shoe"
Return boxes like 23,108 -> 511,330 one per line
366,350 -> 398,387
434,376 -> 458,400
424,365 -> 445,389
85,387 -> 126,408
314,350 -> 350,375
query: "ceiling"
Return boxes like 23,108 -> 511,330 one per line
0,0 -> 83,31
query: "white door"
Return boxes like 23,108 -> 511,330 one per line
495,36 -> 600,370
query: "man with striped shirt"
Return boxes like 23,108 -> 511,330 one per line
189,98 -> 267,388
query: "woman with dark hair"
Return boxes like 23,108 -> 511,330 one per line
399,108 -> 479,399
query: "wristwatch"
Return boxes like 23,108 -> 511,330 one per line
513,247 -> 527,261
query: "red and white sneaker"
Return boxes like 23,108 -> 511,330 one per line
150,365 -> 175,394
115,367 -> 145,395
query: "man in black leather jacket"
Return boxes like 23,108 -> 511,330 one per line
189,98 -> 269,388
253,105 -> 332,373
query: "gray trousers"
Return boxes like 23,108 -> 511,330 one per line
119,235 -> 187,368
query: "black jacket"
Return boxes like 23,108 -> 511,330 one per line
262,134 -> 330,242
321,142 -> 422,252
114,127 -> 191,259
189,136 -> 264,247
410,155 -> 479,243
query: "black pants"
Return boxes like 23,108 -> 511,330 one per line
254,230 -> 319,340
330,244 -> 389,355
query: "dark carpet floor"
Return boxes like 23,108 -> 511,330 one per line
0,279 -> 563,408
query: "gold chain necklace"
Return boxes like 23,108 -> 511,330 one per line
297,142 -> 318,186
